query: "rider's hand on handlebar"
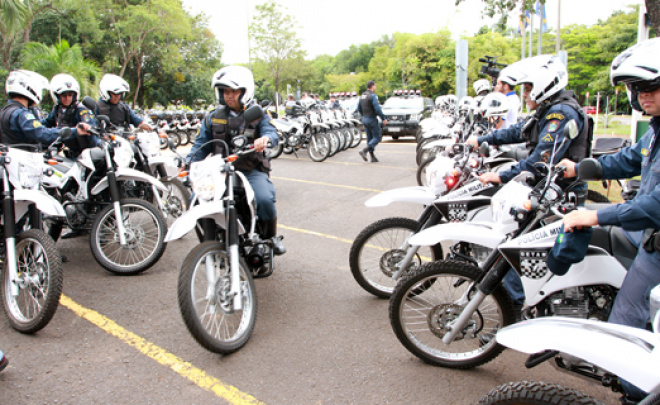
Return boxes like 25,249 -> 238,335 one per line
478,172 -> 501,185
76,123 -> 91,135
253,136 -> 270,152
138,122 -> 154,131
557,159 -> 577,178
465,136 -> 479,148
563,210 -> 598,233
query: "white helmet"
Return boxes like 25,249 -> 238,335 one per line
5,70 -> 49,106
99,74 -> 130,101
50,73 -> 80,104
611,37 -> 660,112
445,94 -> 457,112
212,66 -> 255,107
519,54 -> 568,103
497,64 -> 527,87
435,95 -> 445,108
480,92 -> 509,118
473,79 -> 492,96
458,96 -> 476,113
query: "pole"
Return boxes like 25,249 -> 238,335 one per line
521,14 -> 526,59
595,92 -> 601,133
556,0 -> 561,53
631,4 -> 650,143
529,12 -> 534,56
538,3 -> 542,55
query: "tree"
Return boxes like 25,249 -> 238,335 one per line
20,39 -> 101,107
457,0 -> 658,37
248,0 -> 306,105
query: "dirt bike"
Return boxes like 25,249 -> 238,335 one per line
0,143 -> 65,333
479,285 -> 660,405
165,104 -> 278,354
42,98 -> 168,275
349,143 -> 515,298
388,121 -> 636,369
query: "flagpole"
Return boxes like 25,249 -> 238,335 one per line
556,0 -> 561,53
538,3 -> 543,55
521,13 -> 526,59
529,12 -> 534,56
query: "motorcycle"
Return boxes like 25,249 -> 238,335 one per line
388,120 -> 637,369
479,285 -> 660,404
42,98 -> 168,275
349,142 -> 515,298
0,143 -> 65,333
165,104 -> 277,353
273,101 -> 332,162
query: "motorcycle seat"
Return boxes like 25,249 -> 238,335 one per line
590,225 -> 638,270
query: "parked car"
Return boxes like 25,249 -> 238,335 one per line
583,106 -> 597,114
381,96 -> 434,139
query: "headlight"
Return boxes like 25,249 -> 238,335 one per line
410,114 -> 420,121
18,160 -> 42,189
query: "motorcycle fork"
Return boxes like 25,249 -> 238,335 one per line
392,206 -> 443,281
106,166 -> 128,246
2,169 -> 19,296
225,171 -> 242,311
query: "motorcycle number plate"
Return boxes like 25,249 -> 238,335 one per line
388,127 -> 401,132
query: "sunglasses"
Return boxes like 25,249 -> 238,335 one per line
628,80 -> 660,94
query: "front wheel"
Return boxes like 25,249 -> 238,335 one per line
349,128 -> 363,148
586,189 -> 611,203
90,199 -> 167,275
479,381 -> 607,405
349,217 -> 442,298
157,179 -> 191,226
1,229 -> 63,333
178,242 -> 257,354
307,133 -> 330,162
416,157 -> 435,187
177,130 -> 190,146
168,131 -> 181,148
389,260 -> 514,369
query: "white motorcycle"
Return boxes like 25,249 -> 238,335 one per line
165,104 -> 276,354
0,144 -> 66,333
42,99 -> 168,275
389,121 -> 637,369
479,286 -> 660,404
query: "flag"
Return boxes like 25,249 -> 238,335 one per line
535,1 -> 548,33
518,9 -> 531,34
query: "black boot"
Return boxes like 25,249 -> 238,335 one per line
358,147 -> 369,161
369,151 -> 379,163
263,218 -> 286,255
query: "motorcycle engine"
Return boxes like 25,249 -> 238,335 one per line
288,134 -> 302,147
546,286 -> 614,321
64,192 -> 87,227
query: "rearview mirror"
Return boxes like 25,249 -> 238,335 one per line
81,96 -> 97,112
577,158 -> 603,181
564,119 -> 579,140
243,104 -> 264,124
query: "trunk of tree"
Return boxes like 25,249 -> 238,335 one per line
646,0 -> 660,37
133,55 -> 143,107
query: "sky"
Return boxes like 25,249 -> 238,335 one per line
182,0 -> 645,64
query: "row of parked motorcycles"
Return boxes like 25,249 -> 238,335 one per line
1,98 -> 283,357
143,108 -> 205,149
350,94 -> 655,403
265,101 -> 364,162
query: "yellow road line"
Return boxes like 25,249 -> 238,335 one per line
271,176 -> 382,193
59,295 -> 265,405
279,224 -> 431,262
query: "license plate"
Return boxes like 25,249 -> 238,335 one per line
387,127 -> 401,132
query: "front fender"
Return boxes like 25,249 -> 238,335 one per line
91,167 -> 168,195
496,317 -> 660,394
165,203 -> 226,242
14,189 -> 65,217
408,222 -> 505,248
365,186 -> 436,207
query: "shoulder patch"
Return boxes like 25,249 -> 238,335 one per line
24,113 -> 36,120
33,120 -> 42,128
546,119 -> 561,133
546,112 -> 565,121
641,148 -> 650,157
211,118 -> 227,124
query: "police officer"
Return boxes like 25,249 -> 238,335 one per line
1,70 -> 89,147
357,80 -> 387,163
495,66 -> 522,129
329,95 -> 341,110
184,66 -> 285,256
559,36 -> 660,403
43,73 -> 100,156
96,74 -> 154,131
469,55 -> 591,308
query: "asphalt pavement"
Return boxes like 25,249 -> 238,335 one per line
0,137 -> 622,405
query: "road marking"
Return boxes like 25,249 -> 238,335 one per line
274,156 -> 416,171
278,224 -> 431,262
59,295 -> 265,405
272,176 -> 383,192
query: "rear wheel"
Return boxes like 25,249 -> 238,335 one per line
157,179 -> 190,226
168,131 -> 181,148
478,381 -> 607,405
349,128 -> 362,148
1,229 -> 63,333
416,157 -> 435,187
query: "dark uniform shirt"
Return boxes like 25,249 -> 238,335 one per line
0,100 -> 84,146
